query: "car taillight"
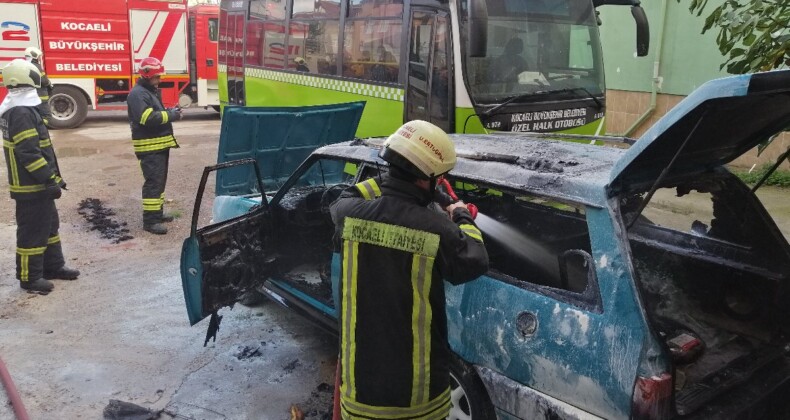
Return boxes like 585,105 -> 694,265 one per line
632,373 -> 673,419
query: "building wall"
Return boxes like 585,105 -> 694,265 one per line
599,0 -> 788,169
606,90 -> 789,169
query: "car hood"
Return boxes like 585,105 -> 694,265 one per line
608,70 -> 790,195
215,102 -> 365,196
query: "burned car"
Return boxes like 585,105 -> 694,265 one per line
181,71 -> 790,419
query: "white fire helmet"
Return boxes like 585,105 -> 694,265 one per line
380,120 -> 457,179
24,47 -> 43,61
1,59 -> 42,89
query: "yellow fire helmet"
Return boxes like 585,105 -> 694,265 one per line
24,46 -> 43,60
380,120 -> 457,179
1,59 -> 42,88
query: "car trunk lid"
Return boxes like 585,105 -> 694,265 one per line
608,70 -> 790,195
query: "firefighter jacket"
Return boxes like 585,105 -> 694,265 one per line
30,60 -> 52,122
127,79 -> 179,156
0,104 -> 65,200
330,175 -> 489,419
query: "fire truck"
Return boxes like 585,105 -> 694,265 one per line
0,0 -> 219,129
188,4 -> 219,111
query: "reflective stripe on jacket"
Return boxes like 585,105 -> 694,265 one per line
0,106 -> 64,200
330,175 -> 488,418
126,79 -> 179,156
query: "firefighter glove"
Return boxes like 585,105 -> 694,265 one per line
46,182 -> 62,200
433,188 -> 456,208
169,107 -> 183,121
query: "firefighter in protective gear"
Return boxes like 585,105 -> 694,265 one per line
329,120 -> 489,419
24,47 -> 53,125
0,59 -> 80,294
126,57 -> 181,235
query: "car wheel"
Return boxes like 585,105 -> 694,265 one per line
448,355 -> 496,420
48,85 -> 88,129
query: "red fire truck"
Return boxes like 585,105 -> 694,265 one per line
188,4 -> 219,111
0,0 -> 219,129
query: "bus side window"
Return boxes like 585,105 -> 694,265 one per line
343,20 -> 402,84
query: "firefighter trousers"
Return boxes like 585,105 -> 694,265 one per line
139,149 -> 170,225
15,199 -> 65,282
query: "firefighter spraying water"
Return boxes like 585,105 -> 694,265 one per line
436,178 -> 559,280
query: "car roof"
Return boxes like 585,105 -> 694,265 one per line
314,134 -> 628,208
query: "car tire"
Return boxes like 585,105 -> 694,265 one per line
448,354 -> 496,420
49,85 -> 88,129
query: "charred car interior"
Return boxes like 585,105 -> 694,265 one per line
625,171 -> 790,417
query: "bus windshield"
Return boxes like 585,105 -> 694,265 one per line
461,0 -> 605,104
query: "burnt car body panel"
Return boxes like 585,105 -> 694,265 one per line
182,70 -> 790,418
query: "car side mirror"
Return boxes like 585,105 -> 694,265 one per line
558,249 -> 601,311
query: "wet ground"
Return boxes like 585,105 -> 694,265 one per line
0,109 -> 337,420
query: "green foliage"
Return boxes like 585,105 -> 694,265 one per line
679,0 -> 790,73
733,164 -> 790,187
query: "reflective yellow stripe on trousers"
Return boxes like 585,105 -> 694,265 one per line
17,246 -> 46,281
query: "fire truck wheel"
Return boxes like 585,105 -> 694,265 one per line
49,86 -> 88,129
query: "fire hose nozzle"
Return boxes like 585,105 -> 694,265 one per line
437,179 -> 478,219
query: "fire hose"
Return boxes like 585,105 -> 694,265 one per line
0,356 -> 29,420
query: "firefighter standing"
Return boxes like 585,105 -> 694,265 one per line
0,59 -> 80,293
23,47 -> 52,126
329,120 -> 489,419
126,57 -> 181,235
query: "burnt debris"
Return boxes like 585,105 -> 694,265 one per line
77,198 -> 133,243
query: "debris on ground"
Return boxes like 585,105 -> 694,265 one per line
235,345 -> 262,360
103,399 -> 162,420
78,198 -> 134,243
103,400 -> 191,420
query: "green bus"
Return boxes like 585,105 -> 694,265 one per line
217,0 -> 648,137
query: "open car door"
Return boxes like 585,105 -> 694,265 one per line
181,159 -> 272,333
181,103 -> 365,338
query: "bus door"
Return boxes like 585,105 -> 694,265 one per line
405,9 -> 452,132
220,4 -> 246,105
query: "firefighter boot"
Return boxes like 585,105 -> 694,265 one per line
160,214 -> 175,223
20,278 -> 54,294
44,266 -> 81,280
144,223 -> 168,235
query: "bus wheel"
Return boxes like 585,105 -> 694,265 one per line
448,355 -> 496,420
49,86 -> 88,129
